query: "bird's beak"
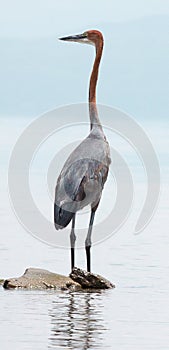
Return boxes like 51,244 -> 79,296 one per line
59,32 -> 87,43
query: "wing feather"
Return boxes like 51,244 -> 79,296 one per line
54,134 -> 110,228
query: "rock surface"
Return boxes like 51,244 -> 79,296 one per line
3,267 -> 115,291
3,268 -> 79,291
70,267 -> 115,289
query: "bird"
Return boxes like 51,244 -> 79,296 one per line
54,30 -> 111,272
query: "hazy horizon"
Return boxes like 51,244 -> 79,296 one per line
1,15 -> 168,121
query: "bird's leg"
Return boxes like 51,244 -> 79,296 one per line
85,209 -> 96,272
70,215 -> 76,271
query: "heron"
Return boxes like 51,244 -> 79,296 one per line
54,30 -> 111,272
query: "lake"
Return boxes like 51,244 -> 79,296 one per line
0,115 -> 169,349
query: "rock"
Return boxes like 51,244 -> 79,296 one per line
3,267 -> 115,291
3,268 -> 80,291
70,267 -> 115,289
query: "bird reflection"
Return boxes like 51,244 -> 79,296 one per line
49,291 -> 106,349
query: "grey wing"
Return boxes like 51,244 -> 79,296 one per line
64,158 -> 109,204
54,158 -> 89,229
54,134 -> 110,230
54,158 -> 109,229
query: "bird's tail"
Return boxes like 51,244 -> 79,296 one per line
54,203 -> 74,230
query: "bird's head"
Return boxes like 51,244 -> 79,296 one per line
59,30 -> 103,46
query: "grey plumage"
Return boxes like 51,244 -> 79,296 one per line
54,132 -> 110,229
54,30 -> 110,272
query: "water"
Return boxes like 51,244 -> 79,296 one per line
0,115 -> 169,349
1,270 -> 169,349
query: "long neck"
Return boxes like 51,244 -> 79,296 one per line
89,39 -> 103,131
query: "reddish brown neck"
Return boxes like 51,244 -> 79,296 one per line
89,38 -> 103,131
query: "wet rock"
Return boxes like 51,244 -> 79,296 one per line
70,267 -> 115,289
3,268 -> 80,291
2,267 -> 115,291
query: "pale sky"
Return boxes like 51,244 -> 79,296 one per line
0,0 -> 169,37
0,1 -> 168,119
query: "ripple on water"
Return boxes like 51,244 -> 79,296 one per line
48,291 -> 109,349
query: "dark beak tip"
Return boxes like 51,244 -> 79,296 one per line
59,36 -> 71,42
58,33 -> 86,42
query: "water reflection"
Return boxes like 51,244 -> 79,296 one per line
49,291 -> 107,349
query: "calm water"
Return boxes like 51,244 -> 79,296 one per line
0,116 -> 169,349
